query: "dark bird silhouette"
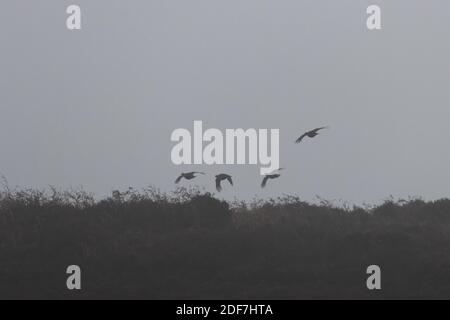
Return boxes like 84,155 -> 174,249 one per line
295,126 -> 329,143
175,172 -> 205,184
215,174 -> 233,192
261,174 -> 281,188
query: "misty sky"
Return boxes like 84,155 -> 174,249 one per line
1,1 -> 450,204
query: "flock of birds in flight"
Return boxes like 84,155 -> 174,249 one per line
175,126 -> 328,192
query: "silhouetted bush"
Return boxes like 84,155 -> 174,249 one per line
0,186 -> 449,299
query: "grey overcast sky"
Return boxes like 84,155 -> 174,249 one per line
1,1 -> 449,203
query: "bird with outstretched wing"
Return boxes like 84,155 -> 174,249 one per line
295,126 -> 329,143
215,174 -> 233,192
175,172 -> 205,184
261,174 -> 281,188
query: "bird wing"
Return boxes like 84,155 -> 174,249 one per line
295,133 -> 308,143
175,175 -> 183,184
215,178 -> 222,192
261,176 -> 270,188
311,126 -> 328,134
227,176 -> 233,186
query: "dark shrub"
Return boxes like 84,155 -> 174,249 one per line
1,187 -> 450,299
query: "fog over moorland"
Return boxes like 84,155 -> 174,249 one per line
1,1 -> 450,204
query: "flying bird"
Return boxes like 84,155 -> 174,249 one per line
215,174 -> 233,192
261,174 -> 281,188
175,172 -> 205,184
295,126 -> 329,143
